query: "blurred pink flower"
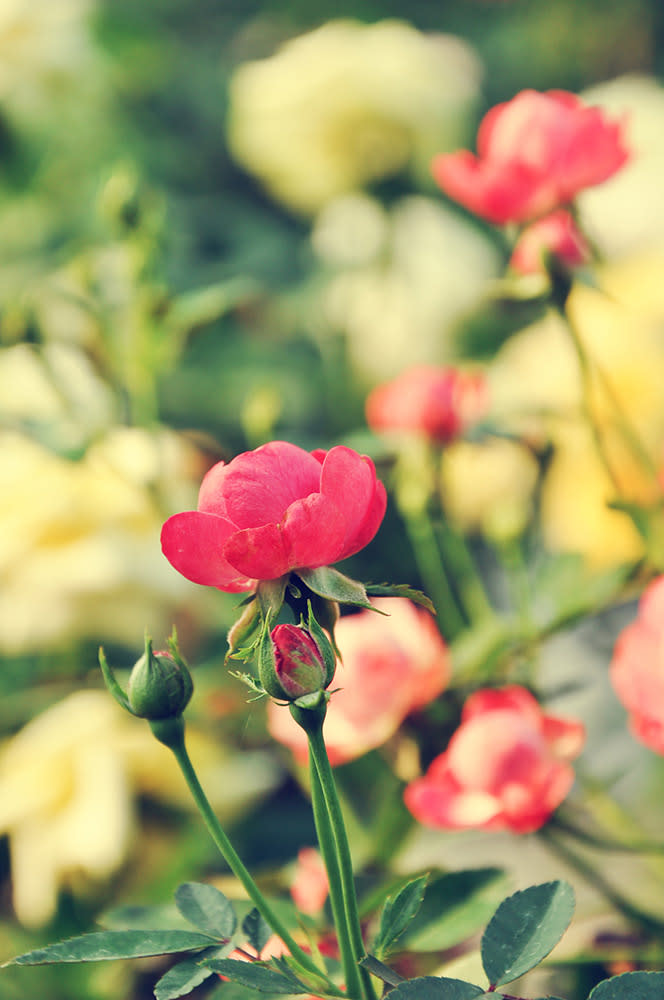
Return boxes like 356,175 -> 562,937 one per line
268,598 -> 450,766
610,576 -> 664,754
290,847 -> 329,916
161,441 -> 386,592
404,686 -> 585,834
433,89 -> 629,225
365,366 -> 488,444
510,209 -> 590,275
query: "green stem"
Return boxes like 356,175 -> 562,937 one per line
304,718 -> 376,1000
156,719 -> 343,995
436,516 -> 495,623
309,761 -> 363,999
539,825 -> 664,936
403,507 -> 467,639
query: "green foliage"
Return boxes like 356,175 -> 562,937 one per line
4,930 -> 216,966
173,883 -> 237,940
481,881 -> 575,987
296,568 -> 374,609
241,909 -> 273,956
371,875 -> 428,959
400,868 -> 508,953
153,947 -> 231,1000
365,582 -> 436,614
587,971 -> 664,999
201,957 -> 309,993
385,976 -> 485,999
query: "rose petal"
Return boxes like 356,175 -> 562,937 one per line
320,447 -> 386,559
223,521 -> 291,580
281,492 -> 348,569
161,512 -> 254,591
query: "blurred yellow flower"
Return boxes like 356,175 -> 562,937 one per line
0,691 -> 132,926
313,194 -> 499,380
0,426 -> 207,652
440,437 -> 539,542
0,690 -> 282,925
579,76 -> 664,257
227,19 -> 481,214
488,252 -> 664,566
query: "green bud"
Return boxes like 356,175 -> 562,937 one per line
127,635 -> 193,720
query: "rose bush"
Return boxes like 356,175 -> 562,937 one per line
161,441 -> 386,592
432,89 -> 629,224
365,365 -> 488,443
268,597 -> 449,766
404,686 -> 585,834
610,576 -> 664,754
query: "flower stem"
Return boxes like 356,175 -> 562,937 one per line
157,720 -> 343,995
309,761 -> 364,999
307,719 -> 375,1000
403,507 -> 467,639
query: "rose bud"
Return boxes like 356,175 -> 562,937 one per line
127,637 -> 194,720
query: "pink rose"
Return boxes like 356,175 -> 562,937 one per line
268,598 -> 450,766
365,366 -> 488,444
509,209 -> 590,275
161,441 -> 386,592
290,847 -> 329,916
433,89 -> 629,225
404,686 -> 585,834
610,576 -> 664,754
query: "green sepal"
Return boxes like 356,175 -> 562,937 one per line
225,598 -> 262,666
306,601 -> 337,686
256,576 -> 288,621
297,567 -> 374,609
98,647 -> 132,714
257,611 -> 284,699
365,582 -> 435,615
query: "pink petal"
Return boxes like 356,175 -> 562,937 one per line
161,512 -> 255,592
404,768 -> 501,829
319,447 -> 386,559
223,521 -> 291,580
203,441 -> 322,529
281,492 -> 348,569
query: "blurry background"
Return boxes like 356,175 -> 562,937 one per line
2,1 -> 664,998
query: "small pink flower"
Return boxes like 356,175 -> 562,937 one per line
290,847 -> 329,916
161,441 -> 386,592
610,576 -> 664,754
510,209 -> 590,275
433,89 -> 629,225
268,598 -> 450,766
404,686 -> 585,834
365,366 -> 488,444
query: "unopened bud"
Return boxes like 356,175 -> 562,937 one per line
272,624 -> 327,700
127,636 -> 193,720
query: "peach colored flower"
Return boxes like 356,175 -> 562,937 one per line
268,598 -> 449,766
366,365 -> 488,444
610,576 -> 664,753
433,89 -> 628,225
405,686 -> 585,834
291,847 -> 329,916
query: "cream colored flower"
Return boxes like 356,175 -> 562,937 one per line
0,426 -> 206,652
313,194 -> 499,380
579,76 -> 664,257
440,438 -> 539,542
0,0 -> 95,116
0,691 -> 132,926
227,19 -> 481,214
488,252 -> 664,566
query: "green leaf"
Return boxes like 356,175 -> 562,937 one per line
241,909 -> 273,956
481,881 -> 575,987
99,903 -> 189,931
154,948 -> 231,1000
386,976 -> 485,999
4,930 -> 216,966
202,958 -> 308,993
372,875 -> 428,959
256,578 -> 288,621
360,954 -> 405,987
365,583 -> 435,614
174,882 -> 237,940
588,971 -> 664,999
296,568 -> 374,609
400,868 -> 508,953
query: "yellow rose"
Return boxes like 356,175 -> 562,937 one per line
227,19 -> 481,214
